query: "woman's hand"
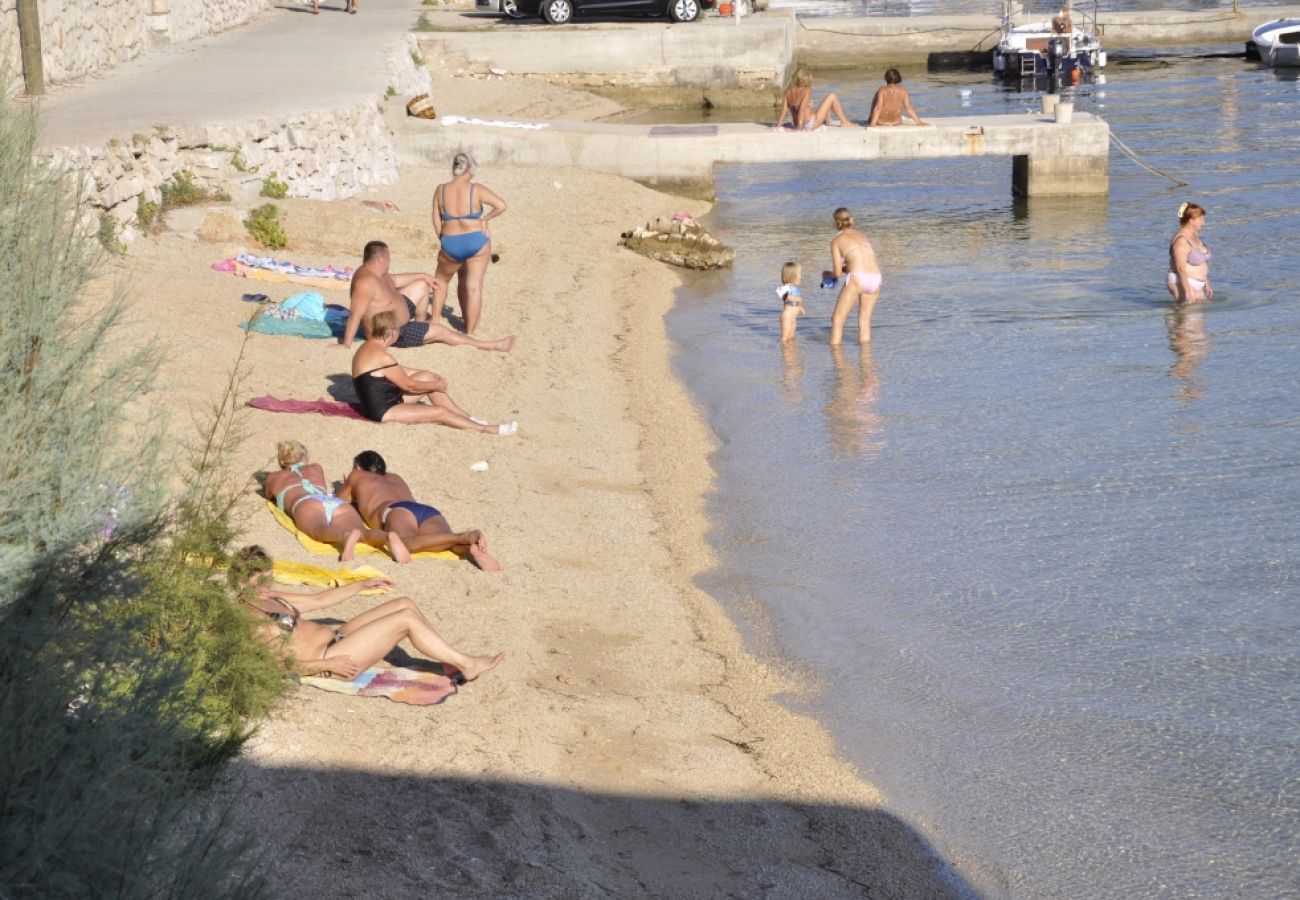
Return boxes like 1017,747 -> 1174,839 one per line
324,655 -> 361,679
360,576 -> 393,590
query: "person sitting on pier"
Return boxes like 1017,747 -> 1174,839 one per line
1052,6 -> 1073,35
868,69 -> 928,127
774,68 -> 856,131
339,450 -> 502,571
338,240 -> 515,352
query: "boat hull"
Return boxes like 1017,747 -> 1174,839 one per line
1252,18 -> 1300,67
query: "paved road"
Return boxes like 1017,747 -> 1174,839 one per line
35,0 -> 425,149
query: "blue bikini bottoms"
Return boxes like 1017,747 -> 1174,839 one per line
383,500 -> 442,527
440,230 -> 489,263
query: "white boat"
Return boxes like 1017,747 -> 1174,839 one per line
1252,18 -> 1300,67
993,2 -> 1106,82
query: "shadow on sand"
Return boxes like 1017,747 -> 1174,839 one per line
224,764 -> 977,898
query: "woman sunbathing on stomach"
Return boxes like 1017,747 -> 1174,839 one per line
263,440 -> 408,562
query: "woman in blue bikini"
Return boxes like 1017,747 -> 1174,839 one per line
431,151 -> 506,335
263,440 -> 409,562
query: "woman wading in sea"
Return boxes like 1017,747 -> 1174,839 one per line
826,207 -> 883,345
1168,202 -> 1213,303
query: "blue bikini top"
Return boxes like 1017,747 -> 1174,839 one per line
440,183 -> 483,222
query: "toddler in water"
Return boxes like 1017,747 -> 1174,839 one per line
776,261 -> 806,343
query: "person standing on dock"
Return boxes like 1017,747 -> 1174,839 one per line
826,208 -> 882,346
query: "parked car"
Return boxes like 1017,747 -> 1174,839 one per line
482,0 -> 708,25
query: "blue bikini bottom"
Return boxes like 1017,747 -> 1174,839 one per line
440,230 -> 489,262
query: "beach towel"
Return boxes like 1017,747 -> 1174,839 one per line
271,560 -> 390,589
239,305 -> 350,340
300,666 -> 457,706
440,115 -> 548,130
247,396 -> 367,420
265,500 -> 458,561
213,254 -> 354,291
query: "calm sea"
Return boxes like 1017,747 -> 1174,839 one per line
781,0 -> 1289,16
666,50 -> 1300,898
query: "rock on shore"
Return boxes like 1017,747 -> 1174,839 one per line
620,216 -> 734,269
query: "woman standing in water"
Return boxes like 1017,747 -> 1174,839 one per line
827,207 -> 883,345
1168,202 -> 1213,303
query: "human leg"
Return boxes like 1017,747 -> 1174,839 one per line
404,282 -> 433,322
433,253 -> 460,321
829,283 -> 859,346
459,250 -> 491,334
780,306 -> 798,343
326,607 -> 505,679
857,287 -> 881,344
423,321 -> 514,352
294,502 -> 390,562
382,402 -> 509,433
814,93 -> 853,128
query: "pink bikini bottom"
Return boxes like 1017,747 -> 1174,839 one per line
848,271 -> 882,293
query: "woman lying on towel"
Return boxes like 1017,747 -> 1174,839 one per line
230,545 -> 505,681
264,440 -> 410,563
350,311 -> 518,435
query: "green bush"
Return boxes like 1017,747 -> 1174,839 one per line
230,149 -> 254,173
0,81 -> 288,899
97,211 -> 126,254
214,186 -> 233,202
413,13 -> 436,30
259,171 -> 288,199
244,203 -> 287,250
160,169 -> 209,208
138,194 -> 162,232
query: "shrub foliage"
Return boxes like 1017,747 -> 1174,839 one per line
0,85 -> 290,898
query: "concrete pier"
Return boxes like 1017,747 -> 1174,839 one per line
398,113 -> 1109,198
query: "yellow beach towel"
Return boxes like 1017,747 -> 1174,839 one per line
266,501 -> 458,561
270,559 -> 390,590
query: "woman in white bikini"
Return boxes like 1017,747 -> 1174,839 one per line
1168,202 -> 1213,303
827,207 -> 883,345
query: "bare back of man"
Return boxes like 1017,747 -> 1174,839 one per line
339,241 -> 515,353
339,463 -> 502,570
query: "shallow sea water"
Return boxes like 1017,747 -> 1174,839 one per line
667,52 -> 1300,898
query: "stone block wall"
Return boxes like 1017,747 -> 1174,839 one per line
48,100 -> 399,244
1,0 -> 275,91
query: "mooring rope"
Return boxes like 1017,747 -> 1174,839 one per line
1109,131 -> 1189,186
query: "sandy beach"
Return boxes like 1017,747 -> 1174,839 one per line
94,68 -> 961,897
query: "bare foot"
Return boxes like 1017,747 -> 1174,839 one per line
340,529 -> 361,562
469,541 -> 502,572
489,335 -> 515,353
388,531 -> 411,565
451,652 -> 506,683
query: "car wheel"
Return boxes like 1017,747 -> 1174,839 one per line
501,0 -> 525,17
669,0 -> 699,21
540,0 -> 573,23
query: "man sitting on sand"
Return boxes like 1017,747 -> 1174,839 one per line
339,450 -> 503,571
339,240 -> 516,352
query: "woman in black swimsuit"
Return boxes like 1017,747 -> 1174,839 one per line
350,311 -> 518,434
230,546 -> 504,682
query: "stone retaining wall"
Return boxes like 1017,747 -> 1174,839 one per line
1,0 -> 275,91
51,100 -> 399,244
39,35 -> 428,245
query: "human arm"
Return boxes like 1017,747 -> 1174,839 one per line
829,238 -> 844,282
269,577 -> 394,614
476,184 -> 507,225
903,90 -> 926,126
390,272 -> 440,293
339,275 -> 372,348
336,471 -> 357,504
773,92 -> 791,130
297,655 -> 362,679
386,365 -> 448,395
1171,236 -> 1194,301
431,184 -> 444,238
868,89 -> 882,127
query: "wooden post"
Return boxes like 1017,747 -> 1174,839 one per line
16,0 -> 45,95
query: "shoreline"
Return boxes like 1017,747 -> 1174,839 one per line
94,72 -> 965,894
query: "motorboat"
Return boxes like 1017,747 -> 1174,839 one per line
1251,18 -> 1300,67
993,2 -> 1106,83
